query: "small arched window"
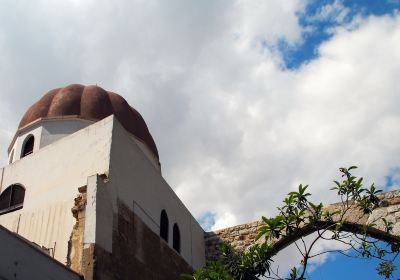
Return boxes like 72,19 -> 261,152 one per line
21,135 -> 34,158
0,184 -> 25,215
160,210 -> 169,242
173,223 -> 181,253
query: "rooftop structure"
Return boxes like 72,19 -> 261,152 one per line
0,85 -> 205,279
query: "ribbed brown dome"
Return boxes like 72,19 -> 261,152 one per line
19,84 -> 159,159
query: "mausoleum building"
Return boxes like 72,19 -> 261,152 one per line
0,84 -> 205,279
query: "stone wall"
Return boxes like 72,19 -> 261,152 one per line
82,200 -> 193,280
205,189 -> 400,260
205,221 -> 263,260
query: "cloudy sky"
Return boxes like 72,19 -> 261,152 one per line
0,0 -> 399,277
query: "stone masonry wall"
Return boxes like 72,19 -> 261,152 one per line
205,189 -> 400,260
84,200 -> 193,280
205,221 -> 263,260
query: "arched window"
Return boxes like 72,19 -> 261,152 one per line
160,210 -> 169,242
173,223 -> 180,253
0,184 -> 25,215
21,135 -> 34,158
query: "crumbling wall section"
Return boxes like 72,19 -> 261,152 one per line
67,186 -> 87,273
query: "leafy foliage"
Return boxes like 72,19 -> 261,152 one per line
181,260 -> 234,280
377,261 -> 397,279
184,167 -> 400,280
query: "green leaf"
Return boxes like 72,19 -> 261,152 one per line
180,273 -> 195,279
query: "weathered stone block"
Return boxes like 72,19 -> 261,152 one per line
387,205 -> 400,213
392,223 -> 400,236
367,209 -> 388,225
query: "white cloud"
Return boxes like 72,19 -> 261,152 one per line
307,0 -> 350,24
174,14 -> 400,229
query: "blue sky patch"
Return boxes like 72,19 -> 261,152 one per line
197,211 -> 216,231
277,0 -> 399,69
384,167 -> 400,190
308,243 -> 400,279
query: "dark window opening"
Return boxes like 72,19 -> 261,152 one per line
0,184 -> 25,215
173,223 -> 180,253
160,210 -> 169,242
21,135 -> 34,158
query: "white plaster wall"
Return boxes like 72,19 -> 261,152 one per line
0,201 -> 76,261
40,119 -> 93,148
132,137 -> 161,173
84,174 -> 113,252
0,168 -> 3,193
0,226 -> 82,280
9,124 -> 42,163
190,216 -> 207,269
9,117 -> 160,173
0,116 -> 114,264
104,119 -> 205,269
8,118 -> 93,164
